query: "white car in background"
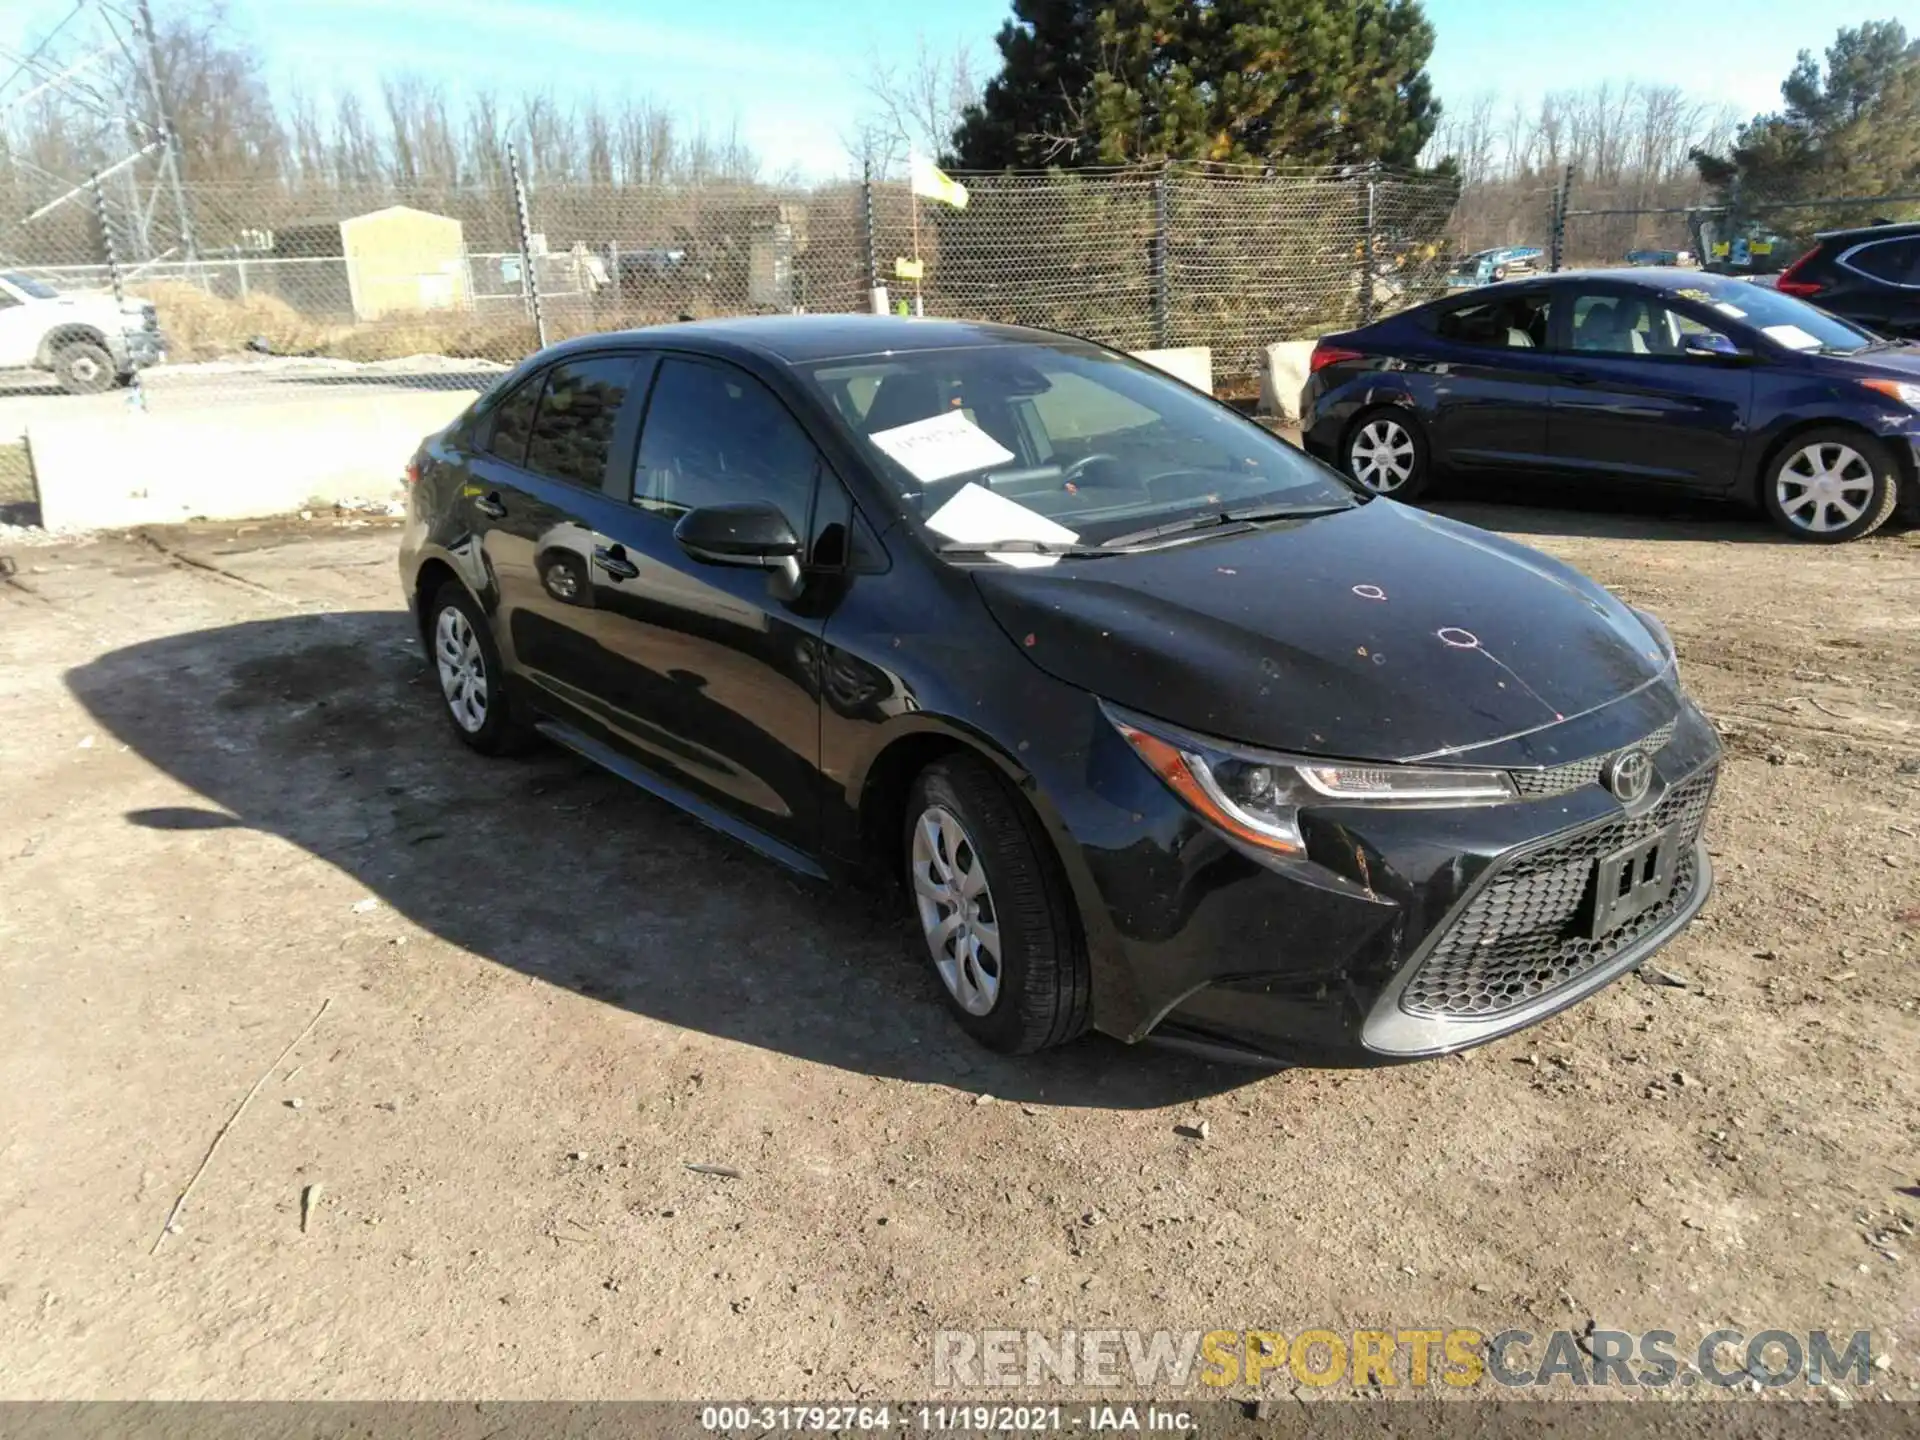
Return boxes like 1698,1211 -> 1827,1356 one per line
0,270 -> 164,394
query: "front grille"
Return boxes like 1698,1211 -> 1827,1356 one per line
1509,720 -> 1676,799
1399,767 -> 1716,1020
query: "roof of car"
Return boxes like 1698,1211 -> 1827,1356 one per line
548,314 -> 1082,366
1445,266 -> 1759,297
1813,219 -> 1920,243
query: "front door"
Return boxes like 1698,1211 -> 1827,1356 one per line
1543,286 -> 1753,491
584,354 -> 830,855
0,283 -> 40,368
464,354 -> 644,709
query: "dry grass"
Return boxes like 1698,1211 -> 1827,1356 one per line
328,316 -> 537,364
144,283 -> 539,365
143,282 -> 337,362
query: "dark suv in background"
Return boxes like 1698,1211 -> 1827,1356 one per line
1777,220 -> 1920,337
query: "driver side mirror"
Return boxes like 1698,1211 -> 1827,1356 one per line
1683,331 -> 1748,362
673,501 -> 804,599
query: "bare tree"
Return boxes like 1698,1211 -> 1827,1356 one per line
850,32 -> 981,176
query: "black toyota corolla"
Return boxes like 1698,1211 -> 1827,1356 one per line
399,316 -> 1719,1066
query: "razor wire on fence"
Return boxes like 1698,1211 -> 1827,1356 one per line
0,159 -> 1489,409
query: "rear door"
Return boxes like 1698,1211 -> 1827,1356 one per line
1418,289 -> 1559,470
1829,234 -> 1920,337
1541,284 -> 1752,492
465,353 -> 646,709
583,353 -> 833,856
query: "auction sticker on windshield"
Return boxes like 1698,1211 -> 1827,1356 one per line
1761,323 -> 1821,351
925,482 -> 1078,567
870,410 -> 1017,483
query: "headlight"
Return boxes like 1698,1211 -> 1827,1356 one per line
1862,378 -> 1920,408
1104,703 -> 1516,858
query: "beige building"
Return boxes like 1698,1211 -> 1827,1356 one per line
340,205 -> 471,321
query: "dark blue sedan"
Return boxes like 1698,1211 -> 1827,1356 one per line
1301,267 -> 1920,542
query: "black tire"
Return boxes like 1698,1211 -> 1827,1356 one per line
1343,406 -> 1432,501
903,754 -> 1091,1054
53,341 -> 115,395
1761,427 -> 1901,543
425,579 -> 534,755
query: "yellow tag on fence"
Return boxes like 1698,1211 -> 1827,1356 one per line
894,257 -> 925,280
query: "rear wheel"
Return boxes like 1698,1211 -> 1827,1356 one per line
1761,428 -> 1900,543
53,341 -> 115,395
904,755 -> 1089,1053
427,580 -> 533,755
1344,409 -> 1431,500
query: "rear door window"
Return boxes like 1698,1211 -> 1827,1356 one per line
1433,293 -> 1553,349
1842,236 -> 1920,286
482,374 -> 540,467
523,356 -> 639,488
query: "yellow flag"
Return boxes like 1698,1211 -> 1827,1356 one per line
893,257 -> 925,280
910,154 -> 969,209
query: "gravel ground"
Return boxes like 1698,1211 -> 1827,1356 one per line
0,497 -> 1916,1404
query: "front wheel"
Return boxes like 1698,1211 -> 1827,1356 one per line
1344,409 -> 1431,500
904,756 -> 1090,1053
53,341 -> 115,395
1761,429 -> 1900,542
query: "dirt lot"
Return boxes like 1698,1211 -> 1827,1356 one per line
1,496 -> 1917,1404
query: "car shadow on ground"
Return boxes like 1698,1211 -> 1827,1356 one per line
1427,477 -> 1807,544
67,610 -> 1253,1110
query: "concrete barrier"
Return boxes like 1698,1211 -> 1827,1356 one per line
30,390 -> 476,531
1258,340 -> 1319,421
1130,346 -> 1213,393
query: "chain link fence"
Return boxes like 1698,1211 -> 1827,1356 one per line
2,159 -> 1474,410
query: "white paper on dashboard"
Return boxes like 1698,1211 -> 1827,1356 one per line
1761,323 -> 1821,351
868,410 -> 1016,483
1713,301 -> 1747,318
925,483 -> 1079,567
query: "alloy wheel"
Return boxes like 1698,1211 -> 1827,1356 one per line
69,354 -> 101,384
1775,442 -> 1874,534
1348,418 -> 1417,494
434,605 -> 489,734
910,804 -> 1002,1016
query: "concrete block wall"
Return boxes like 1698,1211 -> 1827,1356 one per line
30,390 -> 477,531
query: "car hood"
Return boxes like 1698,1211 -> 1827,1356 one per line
1827,343 -> 1920,380
972,501 -> 1669,763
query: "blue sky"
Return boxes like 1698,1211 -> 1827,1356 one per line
13,0 -> 1920,177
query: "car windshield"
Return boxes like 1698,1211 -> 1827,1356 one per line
1683,274 -> 1875,352
800,341 -> 1355,552
1,271 -> 59,300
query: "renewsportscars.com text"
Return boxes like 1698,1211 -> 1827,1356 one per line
932,1328 -> 1876,1390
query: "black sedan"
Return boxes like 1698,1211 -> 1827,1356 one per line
1302,267 -> 1920,542
400,316 -> 1718,1067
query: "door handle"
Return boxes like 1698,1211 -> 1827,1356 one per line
1559,370 -> 1596,386
593,544 -> 639,580
473,490 -> 508,519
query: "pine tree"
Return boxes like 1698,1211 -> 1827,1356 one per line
1695,21 -> 1920,209
949,0 -> 1441,170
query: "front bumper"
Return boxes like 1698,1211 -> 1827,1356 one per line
1068,693 -> 1721,1067
110,329 -> 166,371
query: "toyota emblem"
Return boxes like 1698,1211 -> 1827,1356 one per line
1602,749 -> 1653,804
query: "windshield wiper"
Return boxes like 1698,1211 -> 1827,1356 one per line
937,538 -> 1118,558
1100,502 -> 1349,550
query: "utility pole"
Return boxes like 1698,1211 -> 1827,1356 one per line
1,0 -> 198,264
134,0 -> 196,262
